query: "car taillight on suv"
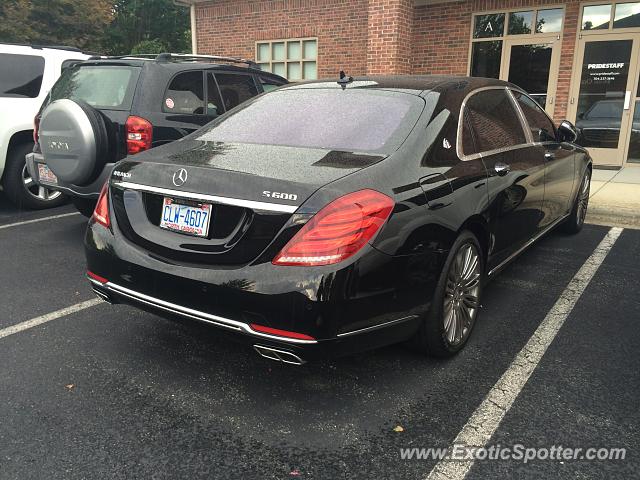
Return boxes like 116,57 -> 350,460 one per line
125,116 -> 152,155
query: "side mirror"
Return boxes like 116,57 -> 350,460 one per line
557,120 -> 578,143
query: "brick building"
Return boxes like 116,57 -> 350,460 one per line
177,0 -> 640,168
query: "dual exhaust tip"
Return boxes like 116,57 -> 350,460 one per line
93,287 -> 305,365
253,345 -> 305,365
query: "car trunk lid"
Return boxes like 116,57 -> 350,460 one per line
109,140 -> 386,266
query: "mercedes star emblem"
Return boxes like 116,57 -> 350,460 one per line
172,168 -> 188,187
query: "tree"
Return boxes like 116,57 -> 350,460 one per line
0,0 -> 112,51
130,38 -> 166,55
0,0 -> 34,43
0,0 -> 190,55
103,0 -> 191,55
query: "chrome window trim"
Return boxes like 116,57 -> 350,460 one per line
506,87 -> 535,144
111,181 -> 299,213
508,88 -> 559,144
89,278 -> 318,345
456,85 -> 532,161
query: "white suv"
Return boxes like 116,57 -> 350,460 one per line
0,44 -> 91,208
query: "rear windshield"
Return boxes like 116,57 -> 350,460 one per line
0,53 -> 45,98
197,88 -> 424,153
48,65 -> 141,110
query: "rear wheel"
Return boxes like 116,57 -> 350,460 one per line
560,168 -> 591,234
2,143 -> 65,209
412,231 -> 484,357
70,197 -> 97,218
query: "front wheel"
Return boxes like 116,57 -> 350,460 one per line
412,230 -> 484,357
560,168 -> 591,234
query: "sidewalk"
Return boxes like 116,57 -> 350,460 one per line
587,166 -> 640,229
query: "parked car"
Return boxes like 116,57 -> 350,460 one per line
26,53 -> 288,216
84,76 -> 591,364
0,43 -> 91,208
575,98 -> 640,151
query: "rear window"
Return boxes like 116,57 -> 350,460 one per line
198,88 -> 423,153
0,53 -> 45,98
48,65 -> 140,110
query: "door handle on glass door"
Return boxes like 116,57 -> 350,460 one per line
494,163 -> 510,176
624,91 -> 631,110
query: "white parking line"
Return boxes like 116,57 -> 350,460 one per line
426,226 -> 624,480
0,212 -> 81,231
0,298 -> 103,340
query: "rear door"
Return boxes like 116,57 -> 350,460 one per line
463,87 -> 545,269
213,72 -> 259,111
511,90 -> 576,227
43,63 -> 141,160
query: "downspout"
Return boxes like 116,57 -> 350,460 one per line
190,4 -> 198,54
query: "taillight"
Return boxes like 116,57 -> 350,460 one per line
92,182 -> 110,228
33,115 -> 41,144
273,189 -> 394,266
125,115 -> 152,154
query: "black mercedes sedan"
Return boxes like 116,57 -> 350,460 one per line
85,76 -> 591,365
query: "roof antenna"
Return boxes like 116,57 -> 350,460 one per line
337,70 -> 353,90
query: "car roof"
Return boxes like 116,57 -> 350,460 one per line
282,75 -> 516,95
0,43 -> 93,59
74,57 -> 283,78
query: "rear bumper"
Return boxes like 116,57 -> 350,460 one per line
25,151 -> 114,199
88,275 -> 422,363
85,216 -> 443,361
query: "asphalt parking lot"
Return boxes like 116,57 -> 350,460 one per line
1,193 -> 638,480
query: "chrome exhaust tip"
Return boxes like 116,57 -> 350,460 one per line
92,288 -> 112,304
253,345 -> 305,365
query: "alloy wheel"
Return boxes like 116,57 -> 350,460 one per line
22,164 -> 62,203
576,170 -> 591,227
444,243 -> 481,346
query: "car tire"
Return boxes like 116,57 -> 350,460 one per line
2,142 -> 66,210
412,230 -> 484,357
560,168 -> 591,235
70,197 -> 97,218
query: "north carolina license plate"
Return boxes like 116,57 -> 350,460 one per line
37,163 -> 58,185
160,197 -> 212,237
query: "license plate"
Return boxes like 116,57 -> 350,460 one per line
37,163 -> 58,185
160,198 -> 212,237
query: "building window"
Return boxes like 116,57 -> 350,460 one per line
470,7 -> 564,79
256,38 -> 318,81
581,2 -> 640,30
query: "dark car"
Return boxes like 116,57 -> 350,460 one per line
575,98 -> 640,154
25,53 -> 287,216
84,76 -> 591,364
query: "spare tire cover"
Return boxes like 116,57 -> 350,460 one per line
39,99 -> 104,185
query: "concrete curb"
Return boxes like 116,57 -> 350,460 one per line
586,212 -> 640,230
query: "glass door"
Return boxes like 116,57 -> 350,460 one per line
627,67 -> 640,163
501,36 -> 561,116
569,33 -> 640,166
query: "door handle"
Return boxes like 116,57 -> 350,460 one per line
494,163 -> 510,176
544,152 -> 555,161
624,91 -> 631,110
